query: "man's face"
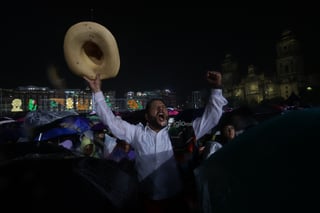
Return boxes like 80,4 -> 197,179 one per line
222,125 -> 236,140
97,132 -> 105,139
83,144 -> 94,156
145,100 -> 169,131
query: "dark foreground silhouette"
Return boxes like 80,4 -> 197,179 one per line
0,142 -> 140,213
195,107 -> 319,213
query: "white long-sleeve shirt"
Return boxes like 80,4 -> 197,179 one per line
93,89 -> 227,200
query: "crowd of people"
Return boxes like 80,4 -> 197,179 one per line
0,69 -> 263,213
0,70 -> 230,212
2,68 -> 310,212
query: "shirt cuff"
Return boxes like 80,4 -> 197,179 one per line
94,91 -> 105,102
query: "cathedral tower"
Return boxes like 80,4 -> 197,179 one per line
276,30 -> 305,98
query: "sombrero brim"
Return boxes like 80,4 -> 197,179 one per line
63,21 -> 120,80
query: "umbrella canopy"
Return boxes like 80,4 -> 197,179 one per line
22,111 -> 79,140
0,116 -> 16,125
32,114 -> 93,141
0,142 -> 141,212
195,107 -> 320,213
58,115 -> 92,133
24,110 -> 79,128
0,117 -> 25,144
34,127 -> 80,141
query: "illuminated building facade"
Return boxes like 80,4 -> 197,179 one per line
124,89 -> 177,111
0,86 -> 177,115
0,86 -> 94,115
219,30 -> 318,107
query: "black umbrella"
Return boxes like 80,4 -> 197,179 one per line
22,111 -> 79,140
33,115 -> 93,141
0,142 -> 141,212
195,107 -> 320,213
22,112 -> 93,141
23,111 -> 78,128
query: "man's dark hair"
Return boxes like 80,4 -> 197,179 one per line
145,98 -> 166,113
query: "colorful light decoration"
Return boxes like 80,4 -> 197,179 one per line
28,99 -> 37,111
127,99 -> 143,110
66,98 -> 74,109
105,96 -> 112,107
11,98 -> 23,112
76,98 -> 90,111
50,100 -> 58,108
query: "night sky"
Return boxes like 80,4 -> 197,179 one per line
1,5 -> 319,99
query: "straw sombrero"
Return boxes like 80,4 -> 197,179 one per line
63,21 -> 120,80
